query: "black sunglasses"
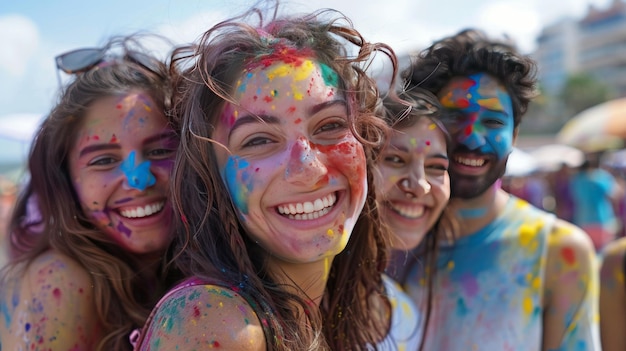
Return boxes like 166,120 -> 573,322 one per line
54,45 -> 163,86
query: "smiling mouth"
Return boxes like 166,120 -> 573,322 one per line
277,192 -> 337,220
455,156 -> 487,167
388,202 -> 425,219
119,202 -> 165,219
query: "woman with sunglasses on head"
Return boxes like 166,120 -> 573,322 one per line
0,34 -> 180,351
374,88 -> 455,350
130,3 -> 421,350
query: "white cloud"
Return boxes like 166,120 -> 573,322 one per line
0,14 -> 39,76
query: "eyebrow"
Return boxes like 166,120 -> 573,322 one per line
79,143 -> 120,158
228,99 -> 348,139
78,130 -> 177,158
388,143 -> 449,160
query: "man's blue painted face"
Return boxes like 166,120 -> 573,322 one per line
437,73 -> 515,199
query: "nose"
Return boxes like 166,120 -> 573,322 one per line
457,126 -> 486,150
399,168 -> 431,199
120,150 -> 156,191
284,137 -> 328,186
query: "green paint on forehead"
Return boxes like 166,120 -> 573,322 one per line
319,63 -> 339,88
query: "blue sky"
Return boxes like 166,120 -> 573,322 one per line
0,0 -> 611,118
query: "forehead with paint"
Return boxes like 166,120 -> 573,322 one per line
218,48 -> 341,131
438,72 -> 515,158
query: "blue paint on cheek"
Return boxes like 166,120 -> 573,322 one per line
223,156 -> 251,214
120,150 -> 156,191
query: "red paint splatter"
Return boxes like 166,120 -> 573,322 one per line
253,95 -> 258,101
116,104 -> 123,109
193,305 -> 201,318
289,107 -> 297,115
110,134 -> 117,143
255,168 -> 260,172
211,340 -> 221,347
463,124 -> 473,136
561,247 -> 576,265
425,140 -> 431,146
78,288 -> 84,294
52,288 -> 61,299
92,135 -> 100,141
263,96 -> 273,103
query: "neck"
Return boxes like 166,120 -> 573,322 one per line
267,257 -> 333,306
449,183 -> 510,237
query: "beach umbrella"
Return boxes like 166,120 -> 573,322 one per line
556,98 -> 626,152
529,144 -> 584,171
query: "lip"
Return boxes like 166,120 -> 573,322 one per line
271,190 -> 347,231
451,152 -> 492,176
111,197 -> 171,227
383,200 -> 430,226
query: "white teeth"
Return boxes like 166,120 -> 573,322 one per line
455,156 -> 485,167
390,202 -> 425,219
120,202 -> 164,218
277,193 -> 337,220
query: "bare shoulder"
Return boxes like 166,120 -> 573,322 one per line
601,237 -> 626,268
141,283 -> 266,351
544,219 -> 597,294
547,219 -> 596,258
1,249 -> 101,350
26,249 -> 93,286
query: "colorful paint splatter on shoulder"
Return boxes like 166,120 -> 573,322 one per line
404,196 -> 600,350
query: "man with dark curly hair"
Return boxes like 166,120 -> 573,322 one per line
400,29 -> 600,350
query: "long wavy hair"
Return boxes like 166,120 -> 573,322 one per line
403,28 -> 538,128
167,3 -> 398,350
376,87 -> 459,350
1,34 -> 177,351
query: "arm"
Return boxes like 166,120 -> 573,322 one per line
138,284 -> 266,351
542,220 -> 600,351
599,238 -> 626,351
1,250 -> 102,351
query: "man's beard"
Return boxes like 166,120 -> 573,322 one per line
449,153 -> 509,199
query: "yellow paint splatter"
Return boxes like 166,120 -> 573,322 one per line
522,296 -> 533,315
447,260 -> 455,270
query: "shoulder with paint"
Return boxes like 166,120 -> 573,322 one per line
0,249 -> 101,350
139,283 -> 266,351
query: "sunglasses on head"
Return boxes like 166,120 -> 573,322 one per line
54,44 -> 163,86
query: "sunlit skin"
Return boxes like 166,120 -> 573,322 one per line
374,118 -> 450,250
0,91 -> 178,351
137,55 -> 369,350
68,92 -> 177,256
413,72 -> 600,350
438,72 -> 514,200
599,237 -> 626,351
215,58 -> 367,267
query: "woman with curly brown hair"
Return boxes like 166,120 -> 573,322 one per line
131,2 -> 420,350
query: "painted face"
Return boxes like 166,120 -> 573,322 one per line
438,73 -> 515,199
374,117 -> 450,250
213,57 -> 367,264
68,91 -> 177,256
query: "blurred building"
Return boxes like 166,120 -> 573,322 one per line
534,0 -> 626,97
